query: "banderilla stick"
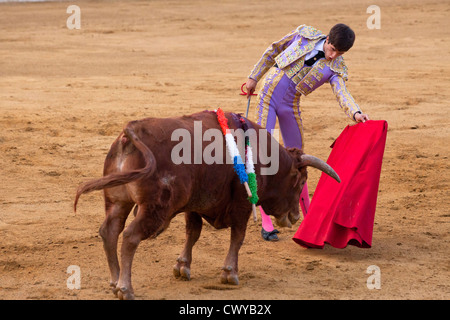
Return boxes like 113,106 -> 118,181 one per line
244,175 -> 257,221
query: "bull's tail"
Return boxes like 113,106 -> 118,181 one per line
74,124 -> 157,212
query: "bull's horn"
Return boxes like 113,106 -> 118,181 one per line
300,154 -> 341,183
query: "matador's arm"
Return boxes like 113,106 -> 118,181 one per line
248,29 -> 297,82
329,74 -> 363,121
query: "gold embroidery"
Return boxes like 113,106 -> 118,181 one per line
291,66 -> 312,84
248,30 -> 297,81
294,59 -> 327,95
291,91 -> 304,148
284,57 -> 306,79
327,56 -> 348,81
330,76 -> 361,119
255,68 -> 284,127
274,37 -> 321,69
310,63 -> 324,81
297,24 -> 324,40
249,25 -> 338,82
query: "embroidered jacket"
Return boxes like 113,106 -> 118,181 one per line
249,25 -> 362,120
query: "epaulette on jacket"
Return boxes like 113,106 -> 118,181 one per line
296,24 -> 325,40
328,56 -> 348,81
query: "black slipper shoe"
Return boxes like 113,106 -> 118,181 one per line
261,228 -> 280,241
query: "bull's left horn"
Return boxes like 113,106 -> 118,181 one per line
300,154 -> 341,183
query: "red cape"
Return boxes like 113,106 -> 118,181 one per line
293,120 -> 388,249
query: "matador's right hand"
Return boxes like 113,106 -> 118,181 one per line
246,78 -> 258,99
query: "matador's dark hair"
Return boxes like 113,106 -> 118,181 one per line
328,24 -> 355,52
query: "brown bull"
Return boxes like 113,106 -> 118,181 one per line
74,110 -> 340,300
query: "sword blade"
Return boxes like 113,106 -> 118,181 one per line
245,96 -> 251,118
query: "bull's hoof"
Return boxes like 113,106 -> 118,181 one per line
110,281 -> 119,297
117,287 -> 135,300
173,264 -> 191,281
173,257 -> 191,281
220,266 -> 239,285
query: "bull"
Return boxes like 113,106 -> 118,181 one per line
74,110 -> 340,300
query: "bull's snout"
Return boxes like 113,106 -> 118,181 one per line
289,210 -> 300,224
275,211 -> 300,228
275,216 -> 291,228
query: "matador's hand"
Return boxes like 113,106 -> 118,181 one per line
355,113 -> 370,123
246,79 -> 257,99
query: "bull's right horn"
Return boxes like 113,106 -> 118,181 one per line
300,154 -> 341,183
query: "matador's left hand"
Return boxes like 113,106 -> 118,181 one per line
355,113 -> 370,123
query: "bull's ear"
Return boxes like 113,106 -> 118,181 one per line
286,148 -> 306,188
286,147 -> 305,170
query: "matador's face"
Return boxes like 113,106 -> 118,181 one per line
324,36 -> 347,61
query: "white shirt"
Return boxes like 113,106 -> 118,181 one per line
305,38 -> 325,61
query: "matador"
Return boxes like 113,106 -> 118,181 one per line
246,23 -> 370,241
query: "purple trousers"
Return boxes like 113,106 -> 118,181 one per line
255,67 -> 304,149
255,67 -> 310,228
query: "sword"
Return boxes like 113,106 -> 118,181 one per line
240,82 -> 256,118
246,96 -> 251,118
240,82 -> 258,222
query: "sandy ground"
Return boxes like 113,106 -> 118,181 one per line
0,0 -> 449,300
